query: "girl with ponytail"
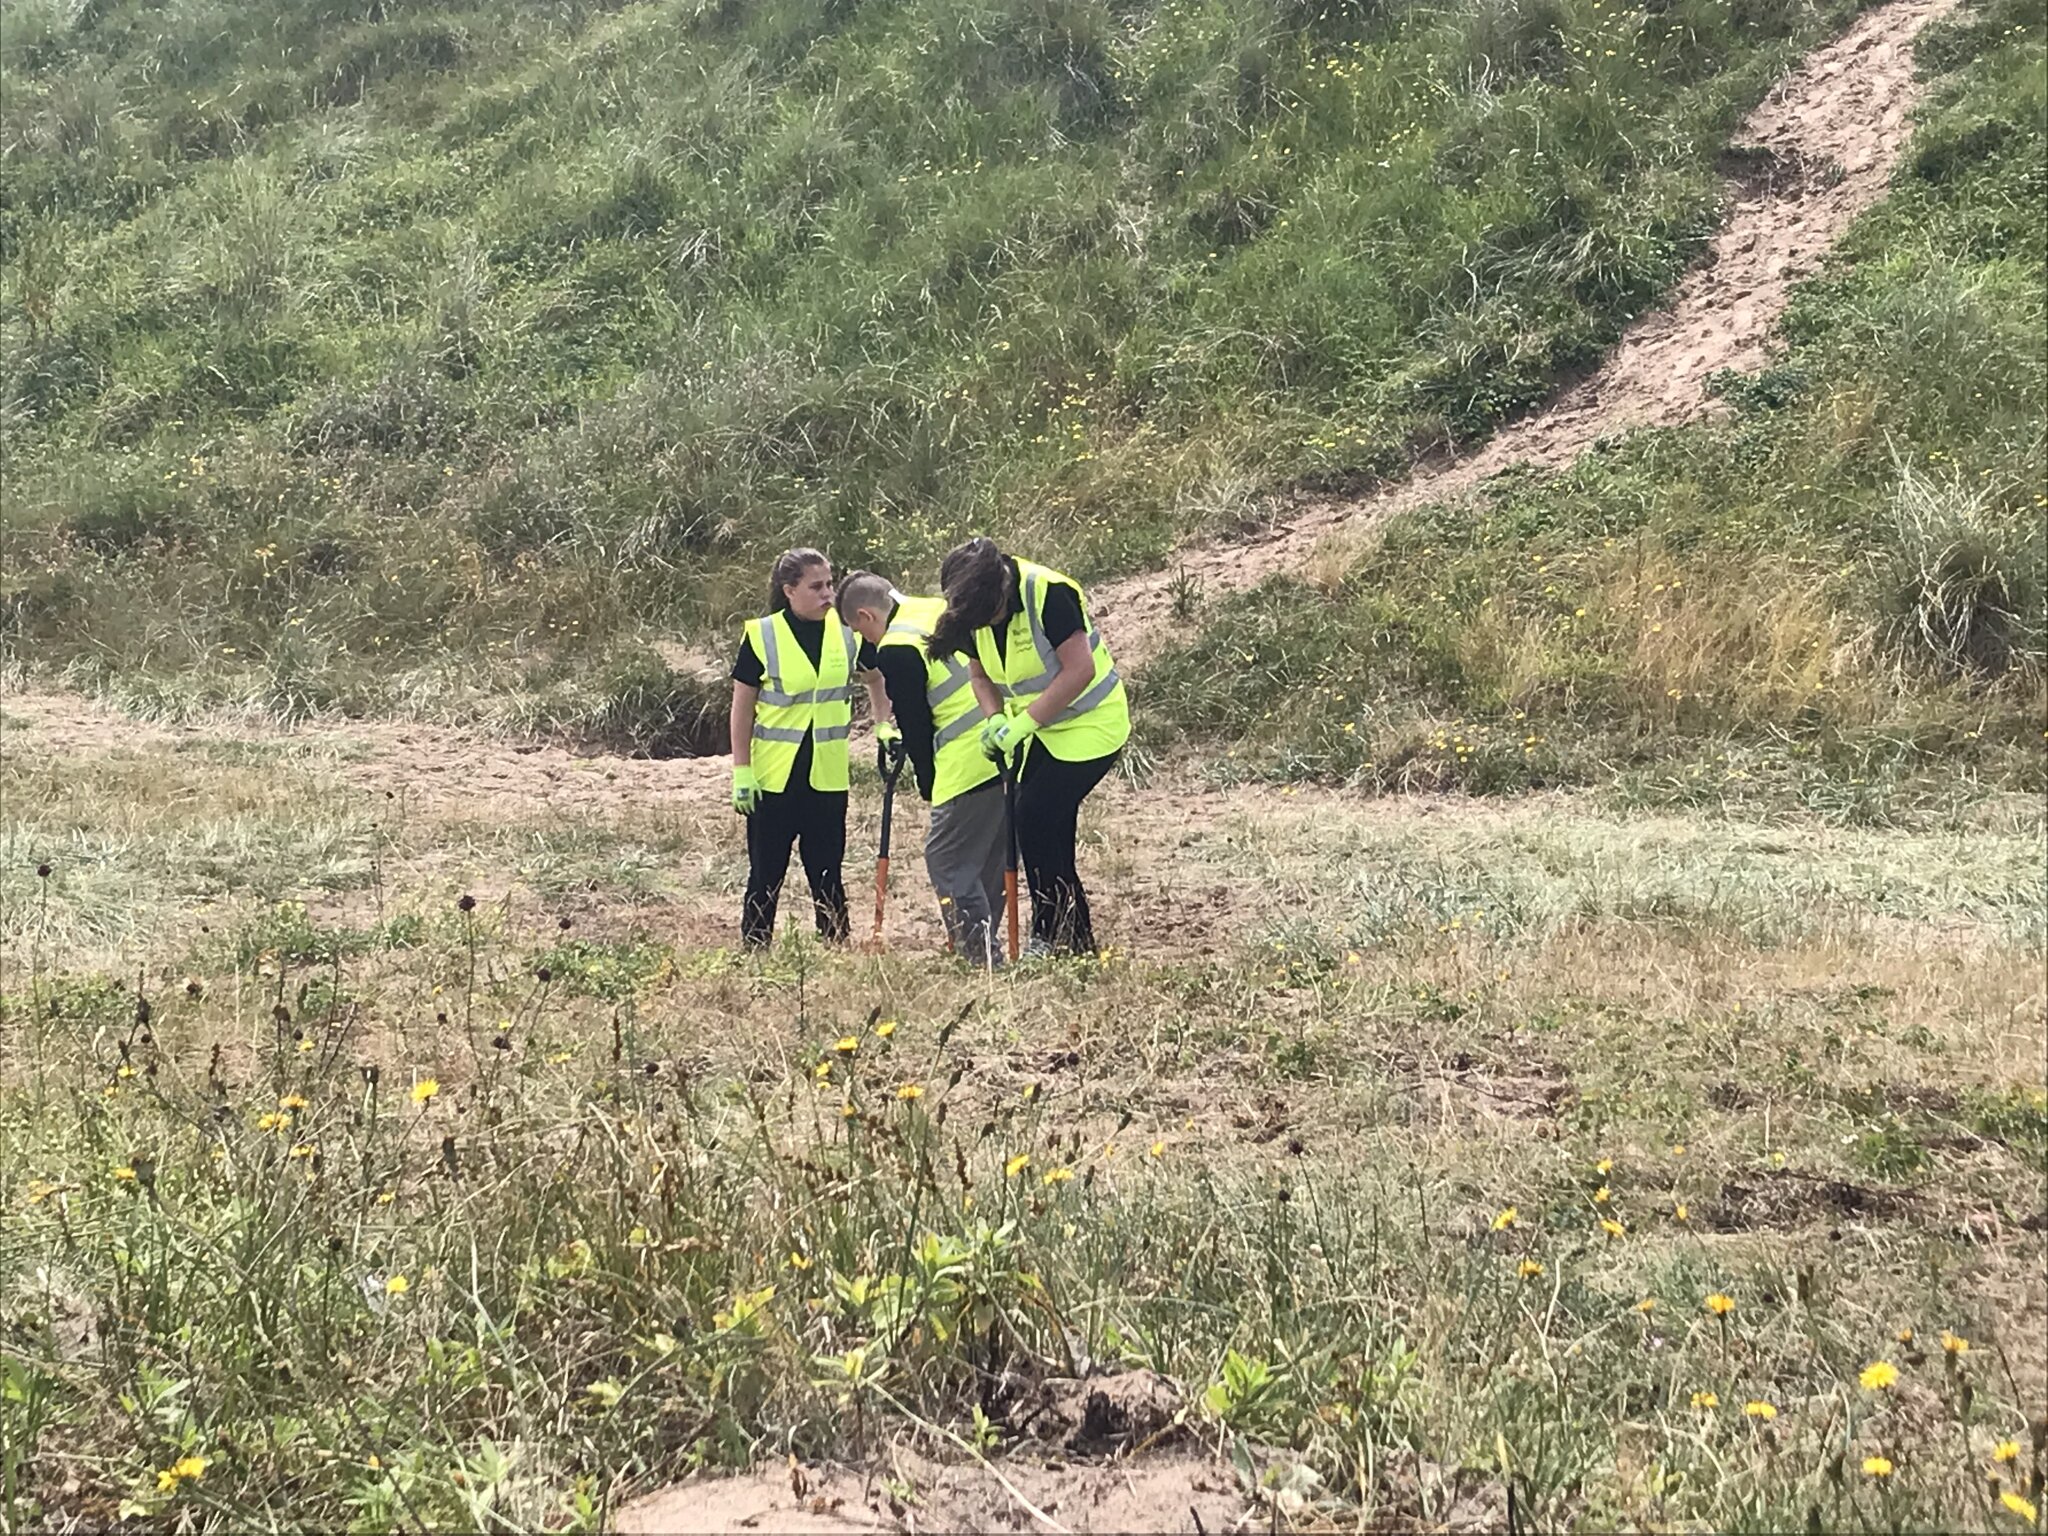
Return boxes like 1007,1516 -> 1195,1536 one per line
728,547 -> 855,948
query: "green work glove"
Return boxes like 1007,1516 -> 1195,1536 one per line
731,764 -> 761,816
874,720 -> 906,778
978,709 -> 1040,762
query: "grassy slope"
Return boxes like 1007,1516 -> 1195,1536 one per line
3,0 -> 1865,725
1142,0 -> 2046,824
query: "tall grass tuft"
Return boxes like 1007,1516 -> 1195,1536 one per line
1880,456 -> 2043,681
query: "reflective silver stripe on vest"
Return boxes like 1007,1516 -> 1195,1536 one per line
886,619 -> 974,712
928,662 -> 972,706
757,616 -> 852,707
1004,571 -> 1115,720
1051,666 -> 1121,723
759,686 -> 847,703
755,721 -> 852,744
933,712 -> 980,749
757,616 -> 783,693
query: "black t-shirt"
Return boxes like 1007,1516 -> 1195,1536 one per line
732,613 -> 830,789
989,558 -> 1085,667
859,621 -> 939,801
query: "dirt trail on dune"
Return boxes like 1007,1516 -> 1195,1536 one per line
1093,0 -> 1958,667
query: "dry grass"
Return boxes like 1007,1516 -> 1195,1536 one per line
4,704 -> 2044,1528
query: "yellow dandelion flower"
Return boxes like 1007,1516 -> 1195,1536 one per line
1593,1185 -> 1611,1205
385,1274 -> 410,1296
1896,1327 -> 1915,1344
279,1093 -> 309,1110
257,1111 -> 292,1132
1148,1140 -> 1165,1159
1673,1201 -> 1689,1222
1704,1293 -> 1735,1317
1744,1400 -> 1777,1420
1859,1361 -> 1899,1391
376,1189 -> 396,1206
1492,1206 -> 1518,1231
117,1064 -> 138,1080
896,1083 -> 924,1100
1636,1297 -> 1658,1313
1995,1441 -> 2022,1465
1941,1330 -> 1970,1356
1862,1456 -> 1894,1479
875,1021 -> 897,1039
2002,1491 -> 2038,1525
296,1037 -> 316,1053
157,1468 -> 182,1494
1595,1158 -> 1613,1175
831,1037 -> 859,1054
786,1251 -> 813,1270
287,1142 -> 316,1160
112,1166 -> 137,1182
1672,1144 -> 1686,1156
411,1079 -> 440,1105
1600,1218 -> 1625,1239
1691,1391 -> 1719,1409
173,1456 -> 207,1481
1005,1154 -> 1031,1178
1517,1259 -> 1544,1279
1042,1167 -> 1075,1185
840,1102 -> 858,1119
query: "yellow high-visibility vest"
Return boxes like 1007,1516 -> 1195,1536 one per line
879,595 -> 997,805
744,610 -> 855,792
971,559 -> 1129,762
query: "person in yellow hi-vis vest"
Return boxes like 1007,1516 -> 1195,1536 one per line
926,537 -> 1128,957
836,570 -> 1006,968
728,547 -> 855,949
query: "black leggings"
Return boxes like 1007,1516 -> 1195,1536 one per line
1013,747 -> 1118,956
742,785 -> 849,948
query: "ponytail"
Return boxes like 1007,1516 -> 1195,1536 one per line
927,537 -> 1010,659
766,547 -> 828,614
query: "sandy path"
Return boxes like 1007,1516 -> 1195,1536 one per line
1092,0 -> 1959,666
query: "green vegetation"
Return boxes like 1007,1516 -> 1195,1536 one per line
6,768 -> 2045,1529
1142,0 -> 2046,823
4,0 -> 2045,1527
5,0 -> 1876,721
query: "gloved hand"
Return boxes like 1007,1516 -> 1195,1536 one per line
874,720 -> 906,778
731,764 -> 761,816
978,709 -> 1040,762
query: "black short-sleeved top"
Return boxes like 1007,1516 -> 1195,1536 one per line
732,613 -> 829,790
988,557 -> 1085,668
858,616 -> 939,801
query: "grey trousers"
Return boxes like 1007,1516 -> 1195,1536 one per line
925,779 -> 1008,969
